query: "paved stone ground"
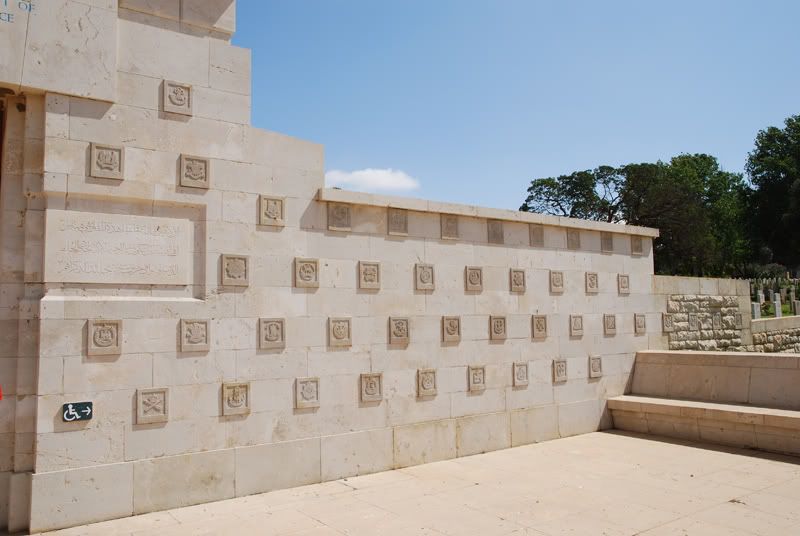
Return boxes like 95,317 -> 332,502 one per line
37,432 -> 800,536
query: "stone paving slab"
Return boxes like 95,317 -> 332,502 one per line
32,431 -> 800,536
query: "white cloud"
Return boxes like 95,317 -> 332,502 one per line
325,168 -> 421,193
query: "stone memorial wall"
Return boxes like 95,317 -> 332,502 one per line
0,1 -> 760,532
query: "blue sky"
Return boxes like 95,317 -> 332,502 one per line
234,1 -> 800,210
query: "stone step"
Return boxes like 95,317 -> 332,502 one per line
609,394 -> 800,456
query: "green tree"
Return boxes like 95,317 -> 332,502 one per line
746,114 -> 800,270
519,166 -> 624,222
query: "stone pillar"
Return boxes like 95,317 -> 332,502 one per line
775,296 -> 782,318
757,290 -> 765,304
751,302 -> 761,320
794,300 -> 800,316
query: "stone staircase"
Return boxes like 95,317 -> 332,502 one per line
609,350 -> 800,455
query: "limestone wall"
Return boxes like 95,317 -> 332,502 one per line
653,276 -> 752,352
751,316 -> 800,353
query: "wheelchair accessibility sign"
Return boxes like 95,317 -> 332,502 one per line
62,402 -> 93,422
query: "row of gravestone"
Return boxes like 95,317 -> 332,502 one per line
125,356 -> 605,425
219,254 -> 636,294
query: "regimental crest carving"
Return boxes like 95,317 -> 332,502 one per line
328,317 -> 352,347
259,318 -> 286,350
221,254 -> 249,286
358,261 -> 381,290
442,316 -> 461,343
529,224 -> 545,247
163,80 -> 193,115
179,154 -> 210,189
585,272 -> 599,293
688,313 -> 699,331
487,219 -> 504,245
569,315 -> 584,337
603,314 -> 617,336
601,232 -> 614,253
468,365 -> 486,393
617,274 -> 631,295
566,229 -> 581,250
553,360 -> 568,383
328,203 -> 352,231
532,315 -> 548,339
510,269 -> 526,293
180,319 -> 209,352
513,362 -> 529,387
417,368 -> 437,397
87,319 -> 122,356
295,377 -> 320,409
550,271 -> 565,293
631,235 -> 643,256
712,312 -> 722,330
415,263 -> 435,291
137,387 -> 168,424
389,317 -> 410,345
589,356 -> 603,379
294,258 -> 320,288
360,373 -> 383,403
259,195 -> 285,227
441,214 -> 459,240
465,266 -> 483,292
90,143 -> 124,180
222,382 -> 250,416
734,312 -> 743,329
490,316 -> 507,341
662,313 -> 675,333
634,313 -> 647,334
387,207 -> 409,236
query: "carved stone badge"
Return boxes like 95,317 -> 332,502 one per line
180,154 -> 210,189
295,258 -> 320,288
490,316 -> 507,341
329,317 -> 352,347
180,319 -> 209,352
415,263 -> 435,291
163,80 -> 193,115
358,261 -> 381,290
388,207 -> 409,236
90,143 -> 124,180
532,315 -> 548,339
259,196 -> 285,226
137,387 -> 168,424
417,369 -> 437,397
360,373 -> 383,403
295,377 -> 320,409
87,319 -> 122,356
221,254 -> 249,286
259,318 -> 286,349
570,315 -> 584,337
442,316 -> 461,343
222,382 -> 250,416
513,362 -> 529,387
550,271 -> 565,293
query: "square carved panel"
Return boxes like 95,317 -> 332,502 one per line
662,313 -> 675,333
734,312 -> 743,329
601,232 -> 614,253
358,261 -> 381,290
441,214 -> 459,240
163,80 -> 193,115
222,382 -> 250,416
295,377 -> 320,409
180,319 -> 209,352
489,316 -> 507,341
295,258 -> 320,288
179,154 -> 210,189
328,317 -> 352,347
688,313 -> 699,331
387,207 -> 409,236
389,317 -> 410,345
553,360 -> 568,384
360,373 -> 383,403
585,272 -> 599,293
529,224 -> 544,247
137,387 -> 168,425
532,315 -> 548,339
468,365 -> 486,392
90,142 -> 124,180
87,319 -> 122,356
465,266 -> 483,292
513,362 -> 529,387
487,219 -> 504,244
566,229 -> 581,250
589,356 -> 603,379
510,269 -> 526,293
603,314 -> 616,336
259,318 -> 286,350
631,235 -> 643,256
328,203 -> 352,231
634,313 -> 647,334
442,316 -> 461,343
417,368 -> 437,397
259,195 -> 285,226
569,315 -> 584,337
550,271 -> 565,293
221,254 -> 249,287
617,274 -> 631,295
712,311 -> 722,330
415,263 -> 435,291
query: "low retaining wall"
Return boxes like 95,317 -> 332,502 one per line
751,316 -> 800,353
